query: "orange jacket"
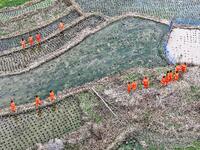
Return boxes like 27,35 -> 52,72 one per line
28,36 -> 34,46
10,102 -> 16,112
49,91 -> 56,102
142,78 -> 149,88
20,40 -> 26,49
181,64 -> 187,72
132,82 -> 137,90
127,83 -> 131,93
59,22 -> 64,31
175,65 -> 181,72
36,34 -> 41,43
161,77 -> 166,86
169,72 -> 173,81
35,97 -> 42,107
165,73 -> 170,84
174,72 -> 179,81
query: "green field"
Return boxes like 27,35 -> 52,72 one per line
118,136 -> 200,150
75,0 -> 200,19
0,91 -> 103,149
0,0 -> 31,9
0,95 -> 82,149
0,17 -> 168,107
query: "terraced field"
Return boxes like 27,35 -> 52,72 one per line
0,0 -> 72,37
0,0 -> 31,9
75,0 -> 200,19
166,28 -> 200,65
0,9 -> 81,51
0,15 -> 105,75
0,0 -> 56,22
0,0 -> 199,149
0,17 -> 168,106
0,95 -> 82,150
0,90 -> 104,150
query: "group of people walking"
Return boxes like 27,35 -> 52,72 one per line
9,63 -> 187,112
10,90 -> 56,112
127,76 -> 149,94
9,21 -> 66,113
20,33 -> 41,49
9,24 -> 189,112
20,21 -> 65,49
127,63 -> 187,93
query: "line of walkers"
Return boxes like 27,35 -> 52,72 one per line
127,63 -> 187,93
20,21 -> 64,49
9,21 -> 65,112
8,63 -> 187,112
10,90 -> 56,112
20,33 -> 41,49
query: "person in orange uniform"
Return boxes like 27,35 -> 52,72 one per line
59,21 -> 64,31
36,33 -> 41,43
165,71 -> 170,85
28,35 -> 34,46
35,95 -> 42,109
174,71 -> 179,81
127,82 -> 131,94
48,90 -> 56,102
175,64 -> 182,72
181,63 -> 187,73
132,81 -> 137,91
10,100 -> 16,112
169,70 -> 173,82
20,38 -> 26,49
142,77 -> 149,89
161,76 -> 167,86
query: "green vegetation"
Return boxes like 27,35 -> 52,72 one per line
0,0 -> 31,9
117,137 -> 165,150
184,86 -> 200,102
118,138 -> 200,150
118,138 -> 142,150
123,72 -> 142,82
77,92 -> 102,124
64,144 -> 80,150
0,96 -> 82,149
75,0 -> 200,19
167,123 -> 182,130
95,84 -> 106,93
174,141 -> 200,150
0,17 -> 168,106
189,86 -> 200,101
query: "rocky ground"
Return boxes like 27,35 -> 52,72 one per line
34,66 -> 200,150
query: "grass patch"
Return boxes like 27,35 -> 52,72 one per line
95,84 -> 106,93
76,92 -> 102,124
75,0 -> 200,19
118,137 -> 165,150
184,86 -> 200,102
174,141 -> 200,150
123,72 -> 142,82
167,123 -> 182,130
0,0 -> 31,9
64,143 -> 80,150
0,17 -> 168,106
0,96 -> 82,149
118,138 -> 142,150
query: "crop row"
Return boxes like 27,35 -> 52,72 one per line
0,15 -> 106,75
0,9 -> 81,51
